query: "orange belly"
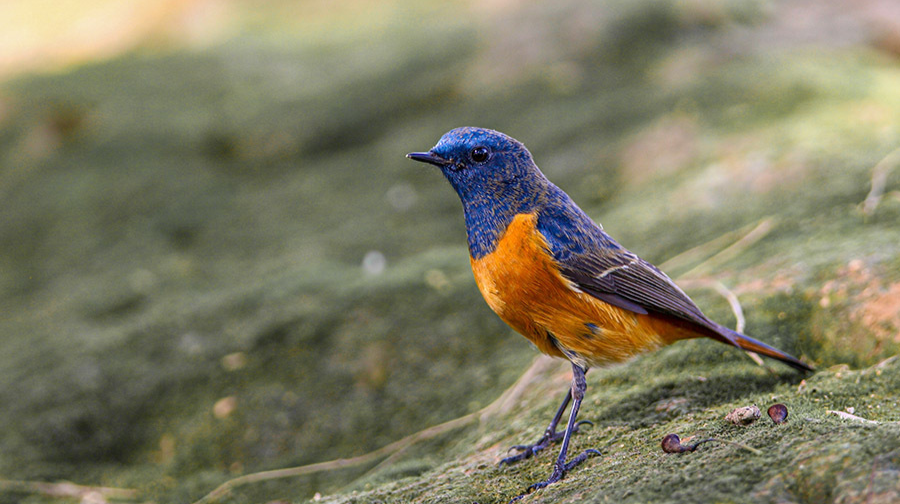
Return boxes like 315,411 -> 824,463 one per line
470,212 -> 673,368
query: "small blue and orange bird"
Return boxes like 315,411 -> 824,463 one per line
407,127 -> 812,498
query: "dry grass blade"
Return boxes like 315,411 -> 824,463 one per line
193,355 -> 560,504
860,147 -> 900,216
660,217 -> 777,277
0,479 -> 139,502
826,410 -> 882,424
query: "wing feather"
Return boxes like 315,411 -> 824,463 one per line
536,200 -> 714,330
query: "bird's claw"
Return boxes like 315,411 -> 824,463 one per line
499,420 -> 594,467
507,444 -> 531,454
565,448 -> 601,470
507,449 -> 601,503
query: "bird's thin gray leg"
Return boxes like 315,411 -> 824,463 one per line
509,363 -> 600,502
499,369 -> 593,467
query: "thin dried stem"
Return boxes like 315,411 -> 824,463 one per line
827,410 -> 881,424
660,217 -> 776,277
676,278 -> 765,367
0,479 -> 139,502
677,217 -> 777,279
860,147 -> 900,216
193,355 -> 561,504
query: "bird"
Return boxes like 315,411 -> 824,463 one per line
407,127 -> 812,499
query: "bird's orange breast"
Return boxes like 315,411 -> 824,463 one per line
470,213 -> 669,367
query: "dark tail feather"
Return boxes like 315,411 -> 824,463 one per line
716,325 -> 813,372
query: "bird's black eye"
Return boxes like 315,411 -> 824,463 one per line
470,146 -> 490,163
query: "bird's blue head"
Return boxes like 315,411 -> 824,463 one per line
407,127 -> 551,257
407,126 -> 546,204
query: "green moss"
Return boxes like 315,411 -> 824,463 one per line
2,0 -> 900,503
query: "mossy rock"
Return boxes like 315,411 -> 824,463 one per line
1,1 -> 899,503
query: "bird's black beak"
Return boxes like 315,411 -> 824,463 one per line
406,151 -> 451,167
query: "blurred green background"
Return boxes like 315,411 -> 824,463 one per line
2,1 -> 900,503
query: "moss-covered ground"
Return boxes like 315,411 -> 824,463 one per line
1,1 -> 899,503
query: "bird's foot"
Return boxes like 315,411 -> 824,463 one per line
499,420 -> 593,467
508,449 -> 601,503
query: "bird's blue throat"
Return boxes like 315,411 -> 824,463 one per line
444,170 -> 545,260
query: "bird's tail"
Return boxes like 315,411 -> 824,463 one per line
716,324 -> 813,372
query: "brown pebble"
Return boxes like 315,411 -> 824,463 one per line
725,405 -> 761,425
767,403 -> 788,424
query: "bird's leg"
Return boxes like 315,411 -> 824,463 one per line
499,370 -> 593,467
511,363 -> 600,501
